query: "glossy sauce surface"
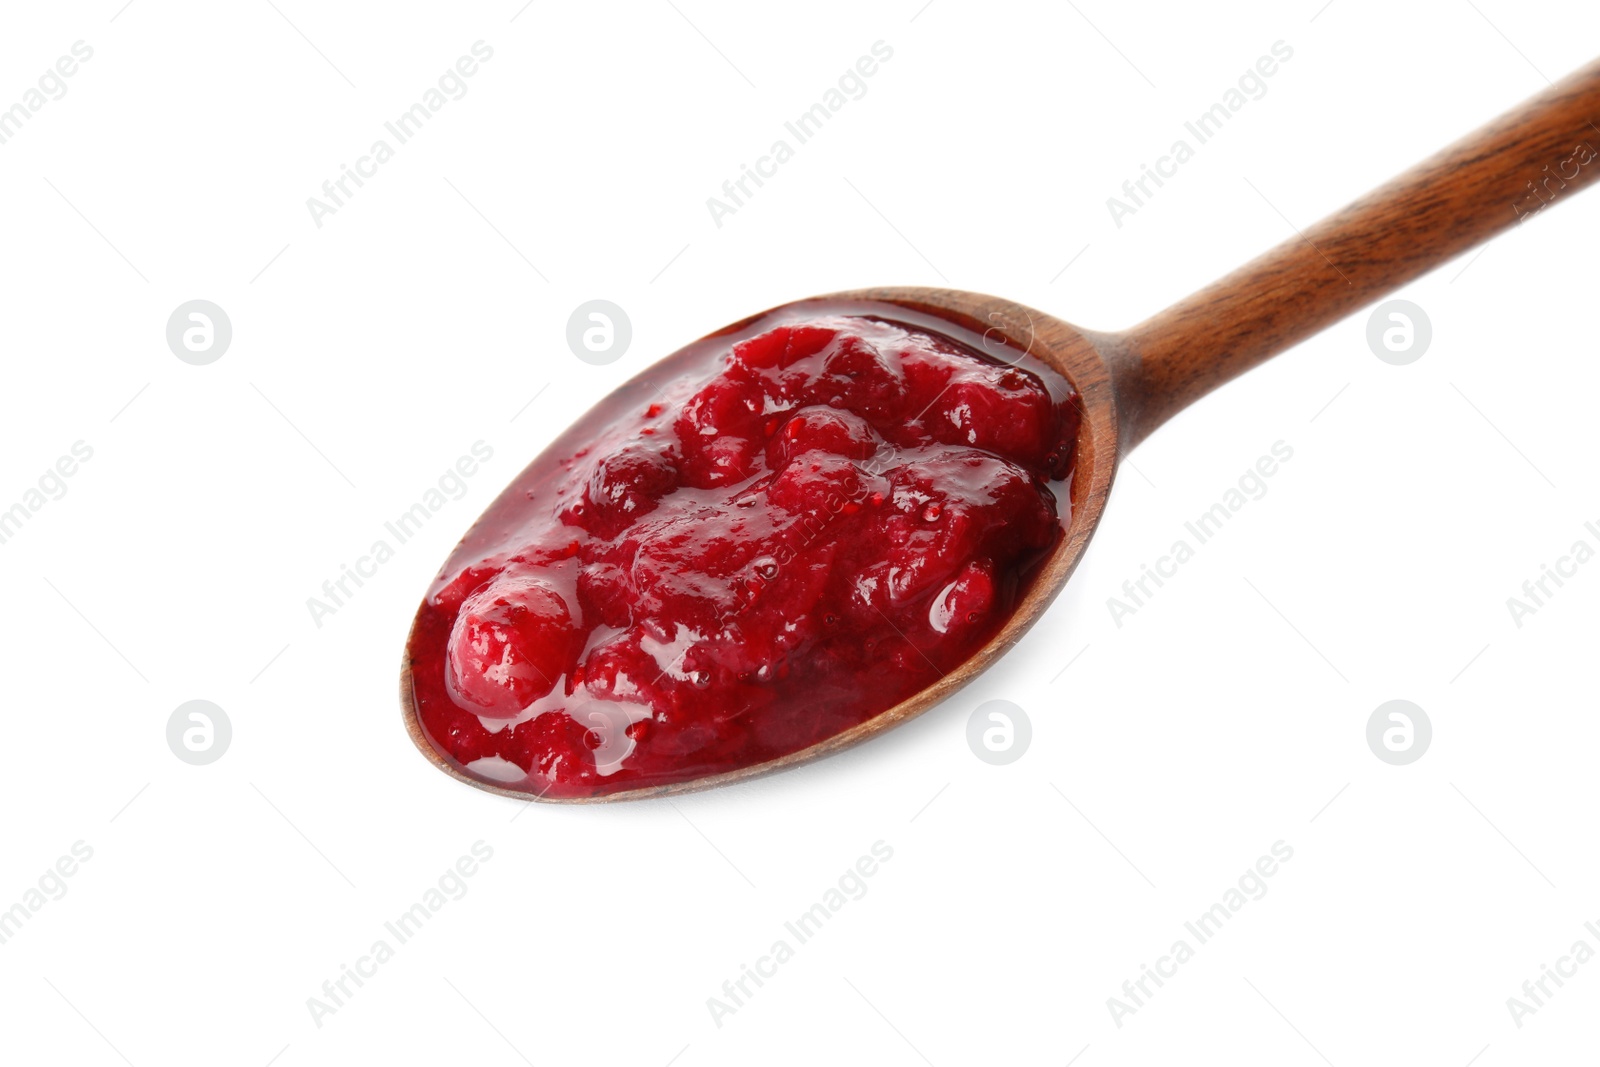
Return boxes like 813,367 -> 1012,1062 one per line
406,302 -> 1079,798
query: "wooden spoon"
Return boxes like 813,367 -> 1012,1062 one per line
403,57 -> 1600,802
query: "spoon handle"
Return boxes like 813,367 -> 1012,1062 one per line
1113,56 -> 1600,449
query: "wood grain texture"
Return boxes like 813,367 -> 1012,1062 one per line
1113,55 -> 1600,448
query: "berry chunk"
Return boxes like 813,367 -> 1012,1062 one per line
767,452 -> 867,517
926,368 -> 1057,466
768,407 -> 878,466
730,324 -> 836,371
817,334 -> 905,422
928,559 -> 997,635
445,572 -> 576,717
503,711 -> 601,786
578,443 -> 678,538
673,379 -> 767,488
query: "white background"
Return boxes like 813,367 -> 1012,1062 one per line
1,1 -> 1597,1064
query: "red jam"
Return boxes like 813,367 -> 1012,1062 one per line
406,303 -> 1080,798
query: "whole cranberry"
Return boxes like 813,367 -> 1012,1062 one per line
445,572 -> 576,717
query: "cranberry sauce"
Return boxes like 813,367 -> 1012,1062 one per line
405,302 -> 1080,798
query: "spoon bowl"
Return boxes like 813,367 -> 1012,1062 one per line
403,287 -> 1123,802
